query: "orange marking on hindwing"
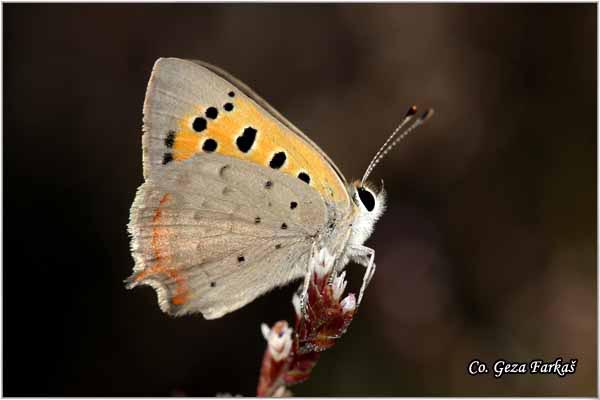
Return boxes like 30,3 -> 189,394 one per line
135,193 -> 189,306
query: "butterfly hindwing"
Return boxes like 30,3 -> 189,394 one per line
128,153 -> 327,318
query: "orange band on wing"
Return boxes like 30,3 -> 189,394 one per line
172,130 -> 200,161
169,97 -> 348,204
135,193 -> 189,305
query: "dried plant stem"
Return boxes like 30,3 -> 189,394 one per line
257,248 -> 359,397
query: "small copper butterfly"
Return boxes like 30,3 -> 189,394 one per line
126,58 -> 433,319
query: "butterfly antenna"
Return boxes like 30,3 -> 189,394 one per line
361,107 -> 434,185
361,106 -> 417,185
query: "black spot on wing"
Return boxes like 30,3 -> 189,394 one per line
281,223 -> 288,230
162,153 -> 173,164
228,91 -> 235,97
224,102 -> 234,111
236,127 -> 257,153
269,152 -> 287,169
193,117 -> 207,132
202,138 -> 218,152
298,172 -> 311,184
265,180 -> 273,189
237,255 -> 245,263
255,217 -> 261,224
164,131 -> 176,148
290,201 -> 298,209
205,107 -> 218,120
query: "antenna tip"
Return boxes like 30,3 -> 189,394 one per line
406,105 -> 418,117
420,108 -> 435,121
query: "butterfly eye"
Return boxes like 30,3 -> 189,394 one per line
357,187 -> 376,212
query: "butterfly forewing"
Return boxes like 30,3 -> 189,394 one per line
192,60 -> 349,188
142,58 -> 350,206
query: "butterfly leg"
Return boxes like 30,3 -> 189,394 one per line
299,261 -> 314,317
298,243 -> 320,318
349,245 -> 376,305
359,261 -> 376,305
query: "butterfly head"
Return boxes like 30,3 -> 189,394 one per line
348,180 -> 387,247
347,105 -> 434,247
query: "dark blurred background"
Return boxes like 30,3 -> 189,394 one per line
4,3 -> 596,396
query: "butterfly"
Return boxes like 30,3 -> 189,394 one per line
126,58 -> 433,319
